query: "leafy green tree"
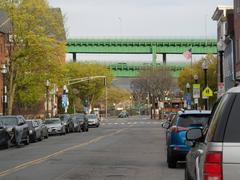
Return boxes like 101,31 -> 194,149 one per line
65,63 -> 113,113
0,0 -> 66,114
178,54 -> 217,107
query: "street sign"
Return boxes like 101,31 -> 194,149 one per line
184,93 -> 192,108
62,94 -> 68,108
202,86 -> 213,97
193,84 -> 201,99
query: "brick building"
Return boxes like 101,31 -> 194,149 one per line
234,0 -> 240,79
0,11 -> 11,115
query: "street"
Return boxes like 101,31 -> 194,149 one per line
0,116 -> 184,180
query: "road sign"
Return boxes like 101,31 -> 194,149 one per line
193,84 -> 200,99
62,94 -> 69,108
202,86 -> 213,97
184,93 -> 192,107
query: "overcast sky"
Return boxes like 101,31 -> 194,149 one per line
48,0 -> 232,63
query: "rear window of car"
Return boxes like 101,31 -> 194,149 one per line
0,117 -> 18,126
224,94 -> 240,142
87,115 -> 97,119
177,114 -> 211,127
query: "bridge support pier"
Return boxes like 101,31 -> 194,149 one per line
72,53 -> 77,62
163,53 -> 166,65
152,46 -> 157,66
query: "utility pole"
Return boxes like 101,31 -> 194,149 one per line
202,62 -> 209,110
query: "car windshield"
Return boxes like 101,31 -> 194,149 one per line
87,115 -> 97,119
177,114 -> 211,127
0,121 -> 3,127
76,114 -> 84,120
0,117 -> 18,126
43,119 -> 61,124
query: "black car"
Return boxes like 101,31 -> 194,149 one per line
0,122 -> 10,148
75,114 -> 88,132
36,119 -> 48,139
26,120 -> 43,143
0,116 -> 30,148
59,114 -> 74,133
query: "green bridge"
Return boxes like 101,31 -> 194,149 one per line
107,63 -> 185,78
66,37 -> 217,77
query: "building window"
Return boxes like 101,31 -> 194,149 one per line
236,0 -> 240,14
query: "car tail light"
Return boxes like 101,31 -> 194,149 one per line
171,126 -> 189,133
204,152 -> 222,180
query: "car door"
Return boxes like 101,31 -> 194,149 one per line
166,115 -> 177,146
222,94 -> 240,180
33,121 -> 41,138
16,117 -> 26,143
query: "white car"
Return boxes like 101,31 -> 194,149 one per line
86,114 -> 100,128
43,118 -> 66,135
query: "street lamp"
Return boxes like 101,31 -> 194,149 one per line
46,80 -> 50,118
217,38 -> 226,83
193,74 -> 199,110
1,64 -> 7,115
185,83 -> 191,110
202,61 -> 209,110
193,74 -> 199,84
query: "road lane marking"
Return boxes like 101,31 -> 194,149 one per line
0,128 -> 128,178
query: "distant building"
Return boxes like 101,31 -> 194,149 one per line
212,6 -> 234,93
234,0 -> 240,79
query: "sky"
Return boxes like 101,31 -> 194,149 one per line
48,0 -> 233,63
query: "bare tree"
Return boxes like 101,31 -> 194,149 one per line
131,67 -> 174,118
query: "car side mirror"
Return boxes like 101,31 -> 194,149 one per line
18,121 -> 25,126
185,140 -> 194,147
162,122 -> 170,129
186,128 -> 203,141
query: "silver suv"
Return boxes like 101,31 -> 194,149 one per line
185,85 -> 240,180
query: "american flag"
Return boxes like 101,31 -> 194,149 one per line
183,48 -> 192,60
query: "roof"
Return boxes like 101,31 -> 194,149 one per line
178,110 -> 211,115
212,5 -> 233,21
227,85 -> 240,93
0,10 -> 12,34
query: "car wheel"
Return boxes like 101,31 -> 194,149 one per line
45,133 -> 48,139
4,137 -> 11,149
185,167 -> 189,180
24,135 -> 30,145
167,149 -> 177,168
39,134 -> 43,141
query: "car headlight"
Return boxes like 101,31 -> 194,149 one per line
29,130 -> 33,134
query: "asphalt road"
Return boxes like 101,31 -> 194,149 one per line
0,116 -> 184,180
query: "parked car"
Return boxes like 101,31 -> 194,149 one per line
118,111 -> 129,118
75,114 -> 88,132
162,110 -> 211,168
26,120 -> 43,142
0,116 -> 30,148
43,118 -> 66,135
185,86 -> 240,180
0,121 -> 11,148
36,119 -> 48,139
70,115 -> 81,132
58,114 -> 74,133
87,114 -> 100,127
